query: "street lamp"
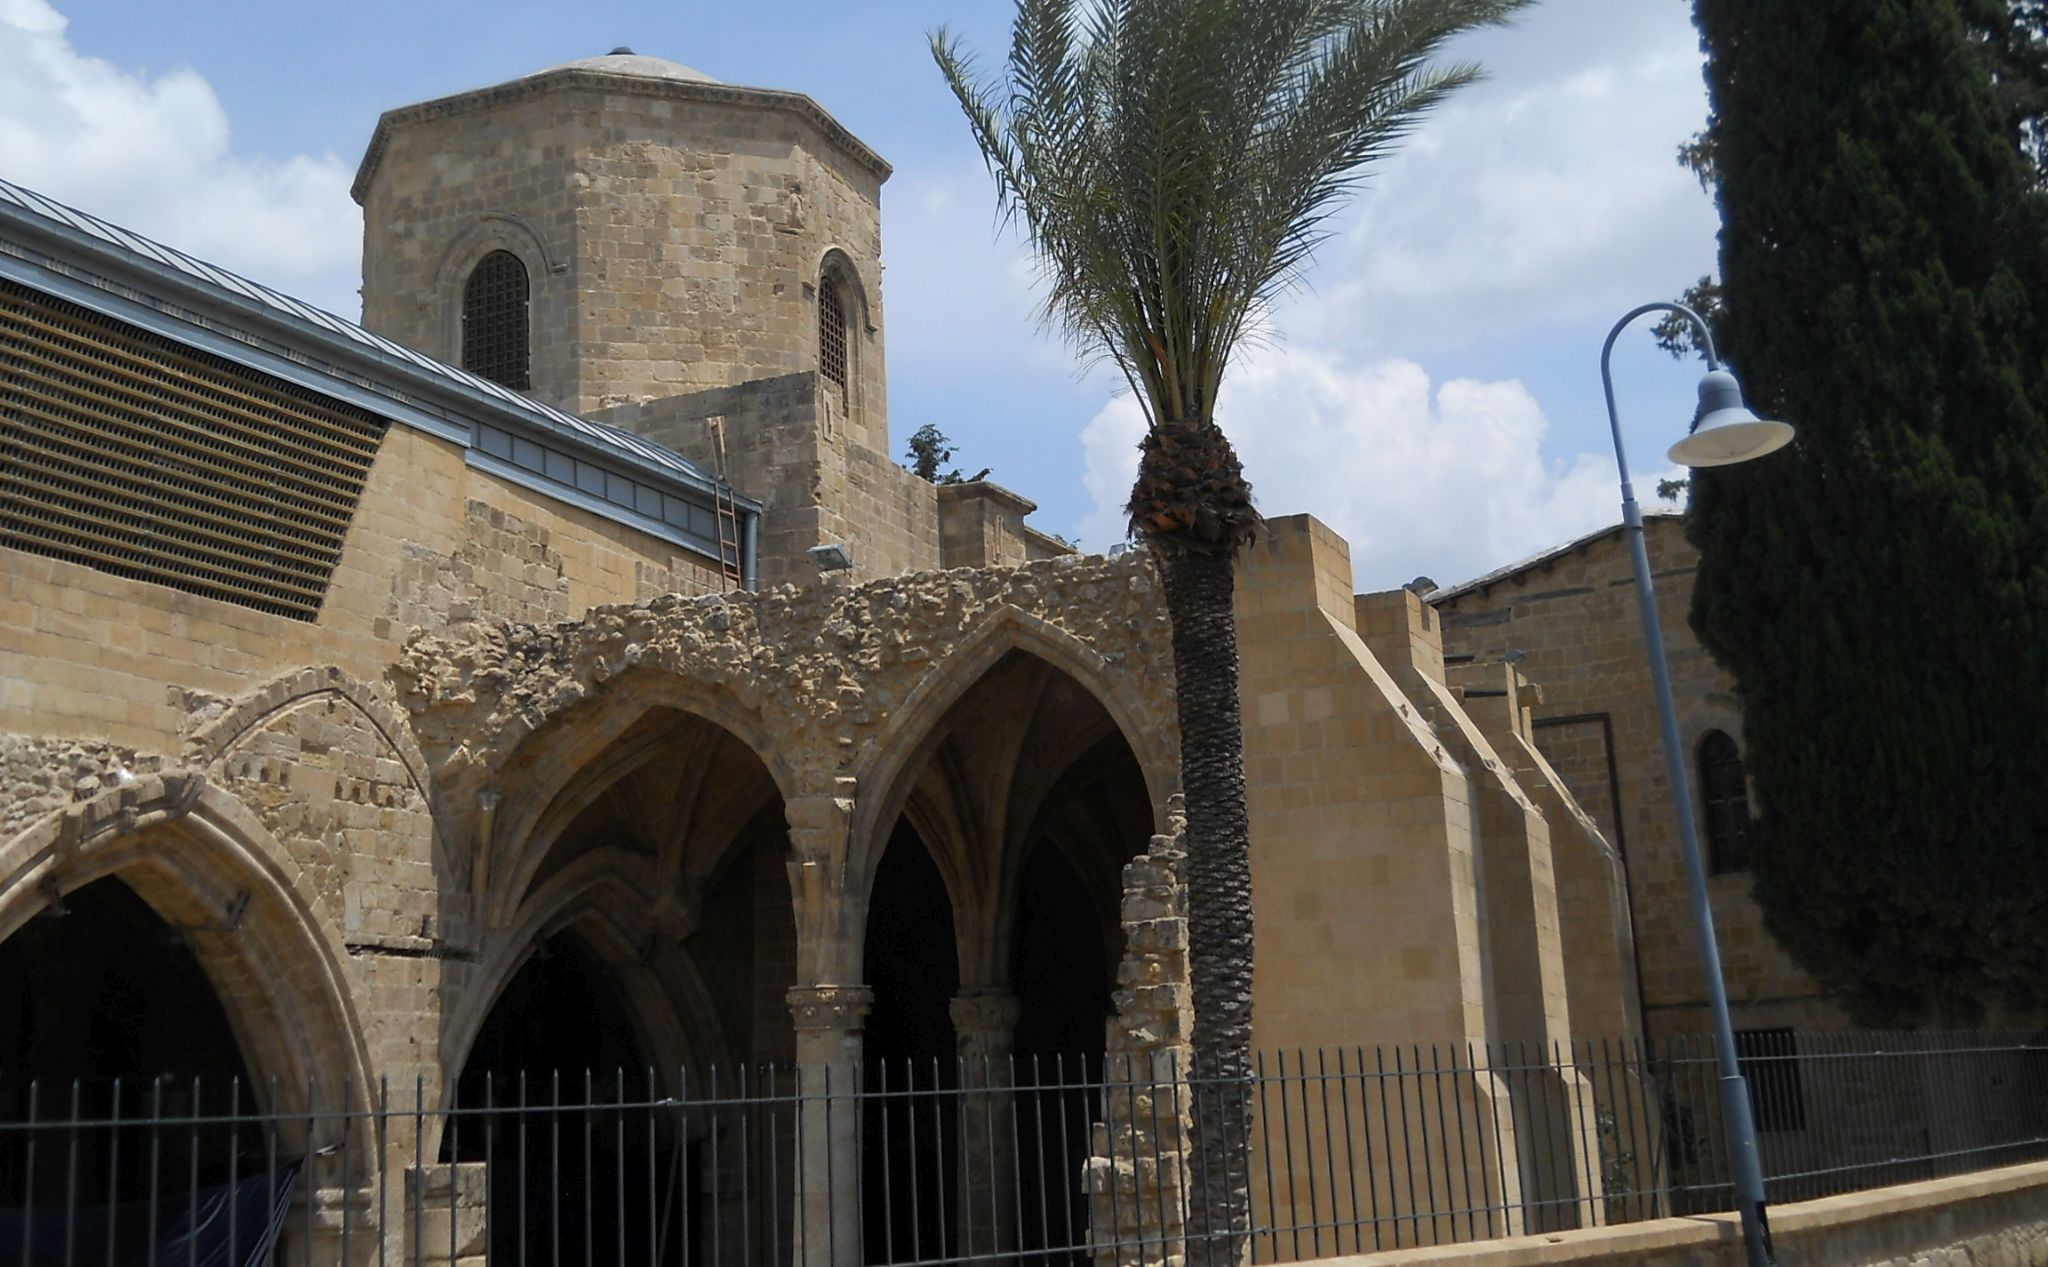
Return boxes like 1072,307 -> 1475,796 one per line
1600,302 -> 1791,1267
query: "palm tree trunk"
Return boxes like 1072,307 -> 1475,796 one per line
1153,550 -> 1255,1267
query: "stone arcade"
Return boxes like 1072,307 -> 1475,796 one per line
0,50 -> 1656,1265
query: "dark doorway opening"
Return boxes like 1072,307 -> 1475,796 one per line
445,932 -> 691,1267
1010,843 -> 1113,1264
862,822 -> 960,1265
0,877 -> 267,1222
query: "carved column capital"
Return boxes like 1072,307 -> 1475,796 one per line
948,989 -> 1022,1038
786,984 -> 874,1034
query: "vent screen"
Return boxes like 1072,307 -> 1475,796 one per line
0,279 -> 386,621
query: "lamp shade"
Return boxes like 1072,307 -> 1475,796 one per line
1667,368 -> 1794,467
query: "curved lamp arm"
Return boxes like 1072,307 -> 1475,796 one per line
1600,302 -> 1717,495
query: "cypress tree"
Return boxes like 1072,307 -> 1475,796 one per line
1687,0 -> 2048,1023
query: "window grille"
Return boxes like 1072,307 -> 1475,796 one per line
0,279 -> 385,620
818,273 -> 848,405
1699,729 -> 1753,873
462,251 -> 531,391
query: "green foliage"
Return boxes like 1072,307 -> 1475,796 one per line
904,423 -> 991,484
932,1 -> 1529,1249
1652,276 -> 1722,360
931,0 -> 1532,439
1688,0 -> 2048,1023
1969,0 -> 2048,186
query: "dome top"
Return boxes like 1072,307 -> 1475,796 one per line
529,49 -> 720,86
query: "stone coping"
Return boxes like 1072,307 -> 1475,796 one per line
1315,1159 -> 2048,1265
935,479 -> 1040,515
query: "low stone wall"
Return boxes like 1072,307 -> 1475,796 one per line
1309,1160 -> 2048,1266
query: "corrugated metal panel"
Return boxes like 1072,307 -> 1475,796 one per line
0,177 -> 730,499
0,278 -> 384,620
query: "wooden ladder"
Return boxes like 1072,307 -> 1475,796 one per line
708,417 -> 745,592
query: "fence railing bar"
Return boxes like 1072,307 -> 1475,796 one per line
513,1072 -> 528,1267
4,1033 -> 2042,1267
678,1064 -> 692,1267
708,1064 -> 722,1267
1433,1044 -> 1458,1246
932,1057 -> 951,1266
640,1067 -> 655,1267
1026,1055 -> 1051,1257
1332,1047 -> 1364,1255
406,1076 -> 421,1267
445,1073 -> 458,1267
1144,1054 -> 1169,1267
1565,1039 -> 1594,1229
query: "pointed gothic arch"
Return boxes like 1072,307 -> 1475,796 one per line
439,850 -> 730,1114
849,605 -> 1176,898
0,777 -> 374,1136
478,669 -> 792,929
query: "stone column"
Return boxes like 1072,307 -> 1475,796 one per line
788,983 -> 873,1267
951,988 -> 1023,1261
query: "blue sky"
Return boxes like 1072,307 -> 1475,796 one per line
3,0 -> 1722,590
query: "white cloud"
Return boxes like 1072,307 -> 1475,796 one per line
1073,6 -> 1712,589
1273,18 -> 1717,359
1077,344 -> 1691,592
0,0 -> 360,316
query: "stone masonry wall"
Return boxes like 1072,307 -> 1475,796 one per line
1,423 -> 718,755
358,71 -> 889,431
937,480 -> 1073,570
1433,518 -> 1840,1042
1235,516 -> 1491,1047
601,373 -> 944,587
1316,1159 -> 2048,1267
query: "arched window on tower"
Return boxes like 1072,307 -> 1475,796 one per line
818,271 -> 850,408
462,250 -> 531,390
1699,729 -> 1753,873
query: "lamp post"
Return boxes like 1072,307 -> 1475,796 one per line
1600,302 -> 1792,1267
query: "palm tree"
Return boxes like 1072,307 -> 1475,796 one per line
934,1 -> 1529,1258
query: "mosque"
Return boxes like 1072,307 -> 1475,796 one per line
0,47 -> 1826,1264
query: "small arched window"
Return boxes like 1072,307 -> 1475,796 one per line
1699,729 -> 1753,873
462,251 -> 530,390
818,272 -> 849,407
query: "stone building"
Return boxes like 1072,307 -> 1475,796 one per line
0,49 -> 1651,1264
1429,520 -> 1921,1212
1431,517 -> 1840,1048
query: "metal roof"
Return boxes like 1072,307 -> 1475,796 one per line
0,176 -> 741,505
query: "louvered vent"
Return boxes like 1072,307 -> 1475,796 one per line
0,280 -> 386,620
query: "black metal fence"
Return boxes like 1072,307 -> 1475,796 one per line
0,1031 -> 2042,1267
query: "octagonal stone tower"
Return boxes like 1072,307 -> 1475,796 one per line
352,49 -> 892,455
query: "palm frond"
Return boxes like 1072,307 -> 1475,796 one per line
933,0 -> 1532,431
